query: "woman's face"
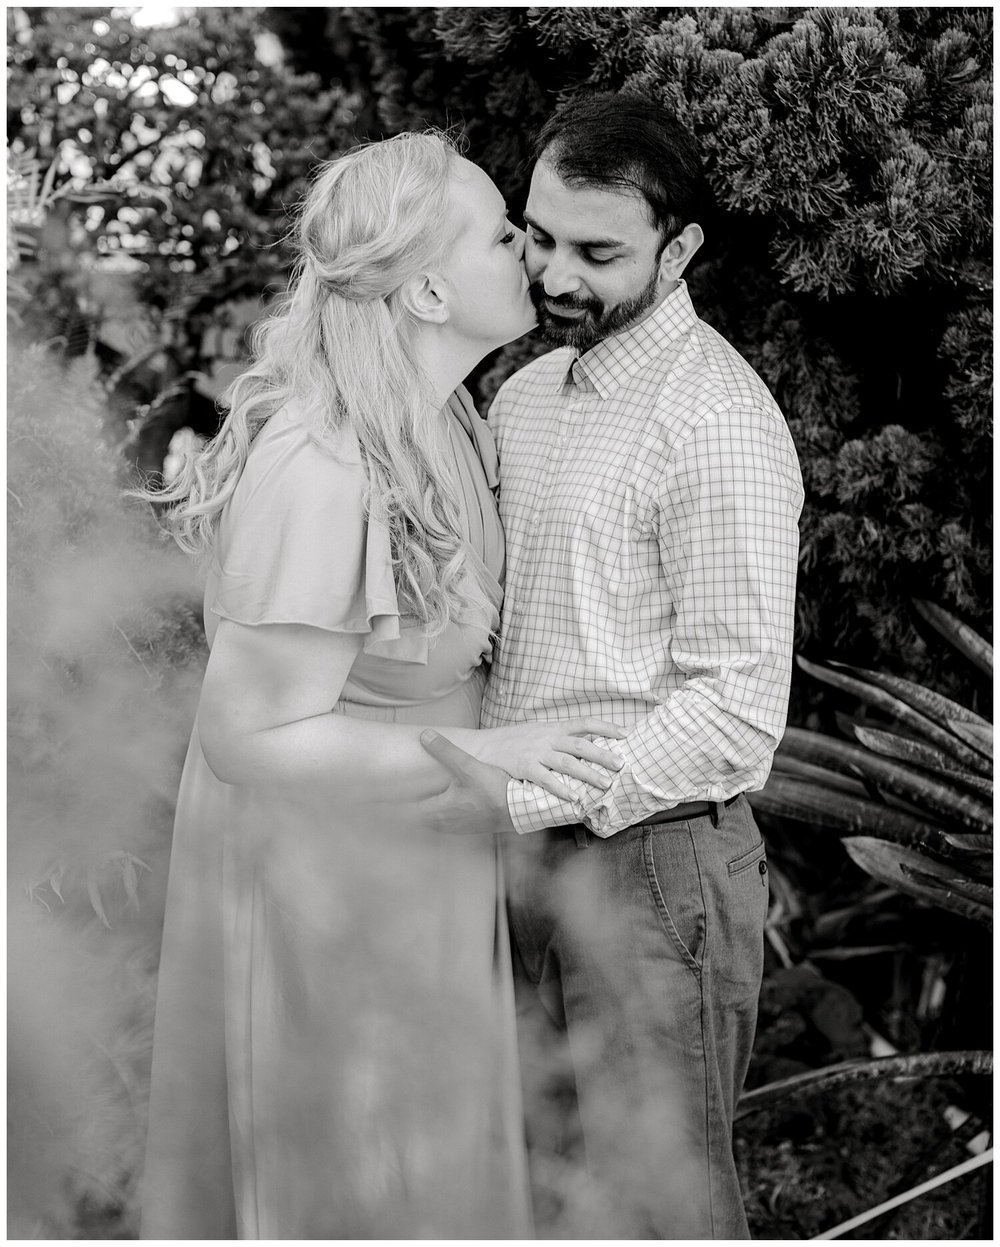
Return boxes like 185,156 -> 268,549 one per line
437,157 -> 536,349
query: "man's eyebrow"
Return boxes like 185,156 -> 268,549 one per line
523,212 -> 626,250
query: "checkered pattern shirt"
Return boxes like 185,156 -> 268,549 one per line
480,280 -> 804,836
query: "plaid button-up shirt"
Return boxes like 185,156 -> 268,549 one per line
480,280 -> 804,836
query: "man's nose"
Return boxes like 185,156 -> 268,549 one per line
539,250 -> 581,297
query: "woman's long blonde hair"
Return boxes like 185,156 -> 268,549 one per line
145,130 -> 481,636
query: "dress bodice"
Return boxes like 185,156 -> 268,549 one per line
203,387 -> 504,712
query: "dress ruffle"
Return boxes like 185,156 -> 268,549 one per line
209,408 -> 429,663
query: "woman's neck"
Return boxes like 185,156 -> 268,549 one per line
410,324 -> 483,411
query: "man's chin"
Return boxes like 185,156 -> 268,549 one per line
536,311 -> 598,350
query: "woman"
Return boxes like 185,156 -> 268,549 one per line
139,132 -> 622,1239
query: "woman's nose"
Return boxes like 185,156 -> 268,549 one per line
513,225 -> 526,260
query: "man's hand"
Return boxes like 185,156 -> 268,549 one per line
410,730 -> 516,835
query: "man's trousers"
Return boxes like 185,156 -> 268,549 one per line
506,795 -> 768,1239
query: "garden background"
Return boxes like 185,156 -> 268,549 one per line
7,5 -> 993,1239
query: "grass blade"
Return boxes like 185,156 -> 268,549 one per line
736,1049 -> 992,1119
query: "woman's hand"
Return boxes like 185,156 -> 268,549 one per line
470,719 -> 627,802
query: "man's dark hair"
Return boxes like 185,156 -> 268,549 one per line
532,92 -> 710,243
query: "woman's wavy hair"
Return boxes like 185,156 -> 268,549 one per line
142,130 -> 482,636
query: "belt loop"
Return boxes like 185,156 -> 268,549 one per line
573,824 -> 590,849
710,801 -> 724,828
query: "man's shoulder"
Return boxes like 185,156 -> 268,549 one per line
677,318 -> 779,416
633,316 -> 791,462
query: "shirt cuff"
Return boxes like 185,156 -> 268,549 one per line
506,778 -> 584,835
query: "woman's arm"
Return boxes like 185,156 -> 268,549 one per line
197,618 -> 622,805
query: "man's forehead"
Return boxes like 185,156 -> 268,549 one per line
526,158 -> 656,237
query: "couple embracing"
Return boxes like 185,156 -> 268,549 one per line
141,92 -> 803,1240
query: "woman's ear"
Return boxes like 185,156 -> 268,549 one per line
400,273 -> 449,325
658,223 -> 704,283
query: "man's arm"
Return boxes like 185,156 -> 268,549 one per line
504,403 -> 804,837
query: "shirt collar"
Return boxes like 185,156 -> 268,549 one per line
568,279 -> 699,398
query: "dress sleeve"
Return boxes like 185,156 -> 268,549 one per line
208,420 -> 426,661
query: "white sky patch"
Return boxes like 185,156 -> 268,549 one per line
125,5 -> 181,29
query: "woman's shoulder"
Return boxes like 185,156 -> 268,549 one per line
235,405 -> 366,506
212,404 -> 397,636
257,403 -> 364,466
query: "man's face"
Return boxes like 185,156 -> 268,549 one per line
524,157 -> 671,352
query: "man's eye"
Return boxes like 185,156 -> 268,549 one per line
585,253 -> 618,266
528,232 -> 553,248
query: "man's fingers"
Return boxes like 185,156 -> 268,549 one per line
419,729 -> 482,779
559,739 -> 624,771
527,765 -> 577,803
549,758 -> 614,789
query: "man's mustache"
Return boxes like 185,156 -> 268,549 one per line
529,283 -> 599,314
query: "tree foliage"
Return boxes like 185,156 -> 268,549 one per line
7,6 -> 353,469
316,6 -> 993,692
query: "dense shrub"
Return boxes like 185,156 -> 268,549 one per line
304,5 -> 993,695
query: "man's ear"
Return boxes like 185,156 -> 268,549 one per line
658,223 -> 704,283
400,273 -> 449,324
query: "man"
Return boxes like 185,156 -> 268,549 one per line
421,92 -> 804,1238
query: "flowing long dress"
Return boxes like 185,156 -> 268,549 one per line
140,388 -> 531,1239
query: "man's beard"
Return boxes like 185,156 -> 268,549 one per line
529,265 -> 662,352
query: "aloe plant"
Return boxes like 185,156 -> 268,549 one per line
750,601 -> 993,928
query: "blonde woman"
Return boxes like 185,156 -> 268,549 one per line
139,132 -> 622,1239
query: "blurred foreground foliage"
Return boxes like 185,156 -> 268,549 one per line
7,341 -> 207,1236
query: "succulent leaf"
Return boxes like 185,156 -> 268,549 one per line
747,775 -> 980,861
852,725 -> 993,799
914,598 -> 993,678
796,656 -> 990,775
770,753 -> 872,798
829,660 -> 990,729
778,727 -> 993,834
843,836 -> 992,926
946,719 -> 992,758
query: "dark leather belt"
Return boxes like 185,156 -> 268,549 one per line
562,794 -> 741,848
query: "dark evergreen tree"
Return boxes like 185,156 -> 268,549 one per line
296,6 -> 991,694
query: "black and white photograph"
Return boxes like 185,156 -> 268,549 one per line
7,4 -> 993,1240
